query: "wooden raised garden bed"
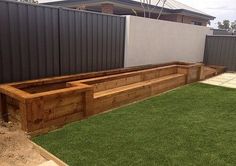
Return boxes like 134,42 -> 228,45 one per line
0,62 -> 202,135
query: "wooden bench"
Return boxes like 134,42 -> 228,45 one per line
68,65 -> 186,114
70,65 -> 178,93
93,74 -> 185,113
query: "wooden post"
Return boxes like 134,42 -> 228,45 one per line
27,98 -> 44,132
19,102 -> 30,132
0,93 -> 8,122
83,90 -> 94,117
199,65 -> 204,80
177,67 -> 188,84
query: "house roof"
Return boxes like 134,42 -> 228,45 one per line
42,0 -> 215,20
134,0 -> 209,16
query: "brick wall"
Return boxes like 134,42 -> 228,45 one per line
101,3 -> 114,14
181,15 -> 207,26
159,14 -> 179,22
160,14 -> 208,26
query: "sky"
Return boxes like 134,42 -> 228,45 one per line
39,0 -> 236,28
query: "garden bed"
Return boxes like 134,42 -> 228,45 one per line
0,62 -> 209,135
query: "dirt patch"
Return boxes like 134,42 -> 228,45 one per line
0,120 -> 47,166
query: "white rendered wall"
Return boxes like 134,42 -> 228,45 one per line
124,16 -> 213,67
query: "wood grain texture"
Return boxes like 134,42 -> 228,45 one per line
0,62 -> 207,135
94,74 -> 186,114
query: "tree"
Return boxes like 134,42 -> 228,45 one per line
231,20 -> 236,31
140,0 -> 167,19
218,20 -> 230,30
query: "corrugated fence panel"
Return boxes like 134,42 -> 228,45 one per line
0,1 -> 60,83
204,36 -> 236,71
0,1 -> 125,83
59,8 -> 126,75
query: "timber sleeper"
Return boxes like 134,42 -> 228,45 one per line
0,62 -> 203,135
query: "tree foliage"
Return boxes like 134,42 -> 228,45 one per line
218,20 -> 236,32
231,20 -> 236,31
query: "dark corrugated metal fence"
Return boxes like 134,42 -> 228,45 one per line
204,35 -> 236,71
59,8 -> 125,75
0,1 -> 60,83
0,1 -> 125,83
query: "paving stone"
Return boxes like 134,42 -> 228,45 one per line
221,83 -> 236,88
201,80 -> 222,86
201,73 -> 236,88
208,78 -> 229,83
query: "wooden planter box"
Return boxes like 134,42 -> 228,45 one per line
0,62 -> 202,135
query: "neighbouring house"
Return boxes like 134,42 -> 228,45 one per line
42,0 -> 215,26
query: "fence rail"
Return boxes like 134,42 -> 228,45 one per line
0,0 -> 125,83
204,35 -> 236,71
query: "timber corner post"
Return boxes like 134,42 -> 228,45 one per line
66,82 -> 94,117
22,97 -> 44,133
19,99 -> 33,132
177,63 -> 203,84
0,84 -> 34,132
83,89 -> 94,117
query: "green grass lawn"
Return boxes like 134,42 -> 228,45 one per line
33,83 -> 236,166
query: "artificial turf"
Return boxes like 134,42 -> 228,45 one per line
33,83 -> 236,166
